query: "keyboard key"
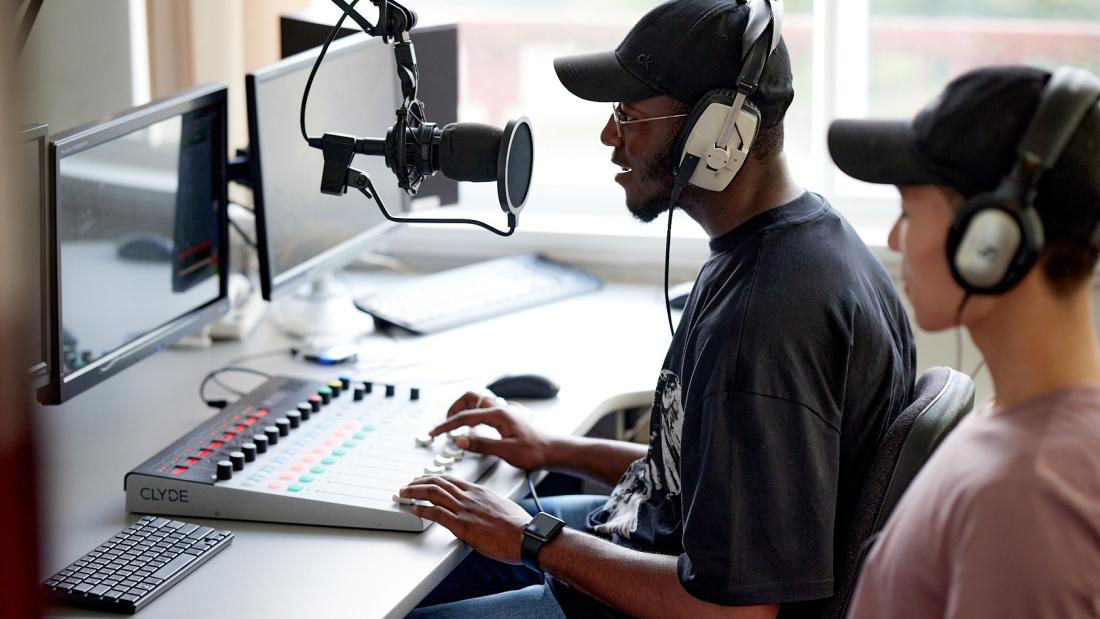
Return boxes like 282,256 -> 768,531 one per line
150,553 -> 197,580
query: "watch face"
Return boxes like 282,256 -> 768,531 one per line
527,513 -> 564,539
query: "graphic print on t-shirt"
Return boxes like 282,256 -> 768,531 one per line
594,370 -> 684,538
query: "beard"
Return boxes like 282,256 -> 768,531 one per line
624,129 -> 701,223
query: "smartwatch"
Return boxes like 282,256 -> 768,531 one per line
520,512 -> 565,572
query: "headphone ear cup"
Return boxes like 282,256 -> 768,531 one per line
947,192 -> 1038,293
674,90 -> 760,192
672,89 -> 735,178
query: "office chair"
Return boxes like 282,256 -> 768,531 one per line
822,366 -> 975,618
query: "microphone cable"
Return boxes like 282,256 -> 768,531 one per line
300,0 -> 361,143
356,180 -> 516,237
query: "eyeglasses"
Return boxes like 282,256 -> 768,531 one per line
611,103 -> 688,137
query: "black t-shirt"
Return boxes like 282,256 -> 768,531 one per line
549,192 -> 916,617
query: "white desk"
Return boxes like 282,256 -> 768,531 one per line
38,275 -> 670,618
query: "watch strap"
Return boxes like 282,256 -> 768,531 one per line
520,529 -> 545,572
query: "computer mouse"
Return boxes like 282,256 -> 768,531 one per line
486,373 -> 560,400
117,232 -> 173,262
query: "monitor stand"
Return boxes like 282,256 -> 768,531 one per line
270,271 -> 375,341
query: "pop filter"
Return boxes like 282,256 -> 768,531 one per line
498,117 -> 533,216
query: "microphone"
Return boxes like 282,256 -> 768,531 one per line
321,117 -> 534,216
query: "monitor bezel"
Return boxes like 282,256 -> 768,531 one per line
41,84 -> 231,405
20,122 -> 50,392
246,33 -> 405,302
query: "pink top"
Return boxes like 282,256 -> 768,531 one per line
849,385 -> 1100,618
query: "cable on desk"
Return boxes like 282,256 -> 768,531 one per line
526,471 -> 543,514
199,366 -> 273,409
227,347 -> 300,366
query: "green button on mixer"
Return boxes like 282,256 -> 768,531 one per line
288,484 -> 304,492
332,449 -> 347,456
353,432 -> 367,440
322,457 -> 336,465
361,425 -> 375,432
342,440 -> 357,448
311,466 -> 326,474
299,475 -> 315,483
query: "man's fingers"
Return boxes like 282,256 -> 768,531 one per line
400,482 -> 462,512
452,434 -> 506,458
447,390 -> 506,417
411,504 -> 459,529
410,473 -> 474,492
447,391 -> 489,417
429,409 -> 502,437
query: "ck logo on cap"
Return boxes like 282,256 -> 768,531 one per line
636,53 -> 654,71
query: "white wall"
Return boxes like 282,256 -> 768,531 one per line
18,0 -> 145,133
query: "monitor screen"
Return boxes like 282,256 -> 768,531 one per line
43,85 -> 230,404
21,123 -> 49,390
247,33 -> 407,301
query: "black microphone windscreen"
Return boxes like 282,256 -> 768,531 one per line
438,123 -> 501,182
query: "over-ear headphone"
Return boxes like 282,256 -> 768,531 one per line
671,0 -> 783,193
947,66 -> 1100,295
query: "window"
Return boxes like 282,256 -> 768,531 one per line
317,0 -> 1100,246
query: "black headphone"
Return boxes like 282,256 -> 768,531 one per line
946,66 -> 1100,295
671,0 -> 783,193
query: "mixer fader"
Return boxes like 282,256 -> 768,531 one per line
125,375 -> 498,531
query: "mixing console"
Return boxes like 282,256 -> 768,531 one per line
125,375 -> 497,531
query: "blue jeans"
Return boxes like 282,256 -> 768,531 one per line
407,494 -> 608,619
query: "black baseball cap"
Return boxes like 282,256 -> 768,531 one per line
553,0 -> 794,128
828,66 -> 1100,199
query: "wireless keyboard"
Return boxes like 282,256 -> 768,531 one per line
354,253 -> 602,334
43,516 -> 232,614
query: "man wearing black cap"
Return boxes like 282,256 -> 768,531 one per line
830,65 -> 1100,617
401,1 -> 915,617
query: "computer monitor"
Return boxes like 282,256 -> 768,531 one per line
20,123 -> 50,393
247,32 -> 408,338
41,84 -> 230,404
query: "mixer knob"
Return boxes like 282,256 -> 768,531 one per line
328,380 -> 342,397
216,461 -> 233,480
442,446 -> 464,460
229,452 -> 245,471
353,386 -> 365,401
253,434 -> 269,453
275,419 -> 291,436
307,395 -> 322,412
317,387 -> 332,405
423,465 -> 446,475
414,434 -> 434,447
297,402 -> 312,421
339,376 -> 351,390
286,410 -> 302,428
433,455 -> 455,469
264,426 -> 280,445
385,384 -> 396,398
241,443 -> 257,462
363,381 -> 373,394
410,387 -> 420,401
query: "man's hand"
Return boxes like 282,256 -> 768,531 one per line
398,475 -> 532,564
430,390 -> 553,470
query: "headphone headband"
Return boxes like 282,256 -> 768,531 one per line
1016,66 -> 1100,177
